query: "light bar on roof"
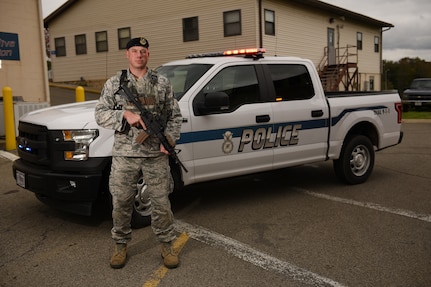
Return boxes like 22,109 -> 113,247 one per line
186,48 -> 266,59
223,48 -> 266,55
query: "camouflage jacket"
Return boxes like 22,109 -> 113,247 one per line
94,69 -> 182,157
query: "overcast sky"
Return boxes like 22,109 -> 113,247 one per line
42,0 -> 431,61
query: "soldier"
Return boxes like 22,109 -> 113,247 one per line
94,37 -> 182,269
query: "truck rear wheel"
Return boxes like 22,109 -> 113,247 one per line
333,135 -> 374,185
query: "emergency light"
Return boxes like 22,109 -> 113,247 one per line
223,48 -> 266,55
186,48 -> 266,59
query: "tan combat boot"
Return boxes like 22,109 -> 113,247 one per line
161,242 -> 179,269
110,243 -> 127,269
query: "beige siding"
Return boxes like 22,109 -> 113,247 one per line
0,0 -> 49,102
262,1 -> 330,63
340,21 -> 382,90
48,0 -> 385,90
261,0 -> 382,91
49,0 -> 259,82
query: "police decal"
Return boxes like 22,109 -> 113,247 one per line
238,124 -> 302,152
222,131 -> 234,154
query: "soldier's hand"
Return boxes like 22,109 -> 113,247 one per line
160,144 -> 169,155
123,110 -> 146,129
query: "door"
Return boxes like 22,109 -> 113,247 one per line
328,28 -> 335,65
263,63 -> 329,168
189,64 -> 273,183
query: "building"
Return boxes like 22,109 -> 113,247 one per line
44,0 -> 393,91
0,0 -> 49,102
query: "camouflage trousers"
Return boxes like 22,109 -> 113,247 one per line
109,155 -> 176,244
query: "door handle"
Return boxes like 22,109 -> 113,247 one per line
311,110 -> 324,117
256,115 -> 270,123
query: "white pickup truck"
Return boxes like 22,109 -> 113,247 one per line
13,48 -> 403,226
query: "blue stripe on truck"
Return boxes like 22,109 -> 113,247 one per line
177,105 -> 388,144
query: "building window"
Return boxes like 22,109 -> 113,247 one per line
374,36 -> 380,53
75,34 -> 87,55
118,27 -> 131,50
95,31 -> 108,52
183,17 -> 199,42
223,10 -> 241,37
54,37 -> 66,57
357,32 -> 362,50
264,9 -> 275,35
369,76 -> 375,91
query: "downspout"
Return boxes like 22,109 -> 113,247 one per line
380,28 -> 383,90
258,0 -> 263,48
380,26 -> 392,90
38,0 -> 50,103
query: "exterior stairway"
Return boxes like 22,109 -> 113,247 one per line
318,45 -> 359,92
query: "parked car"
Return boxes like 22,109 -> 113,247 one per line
402,78 -> 431,111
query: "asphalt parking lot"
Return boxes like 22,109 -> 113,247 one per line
0,88 -> 430,286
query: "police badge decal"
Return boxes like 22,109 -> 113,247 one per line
222,131 -> 234,154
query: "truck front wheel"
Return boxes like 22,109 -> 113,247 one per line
333,135 -> 375,185
131,176 -> 152,228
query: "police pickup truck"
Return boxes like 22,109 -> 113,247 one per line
12,48 -> 403,227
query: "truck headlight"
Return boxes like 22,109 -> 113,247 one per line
63,129 -> 98,161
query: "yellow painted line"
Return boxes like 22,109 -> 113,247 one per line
142,232 -> 189,287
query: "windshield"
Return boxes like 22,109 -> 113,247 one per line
156,64 -> 212,100
411,79 -> 431,89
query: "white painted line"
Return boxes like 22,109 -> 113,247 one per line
296,188 -> 431,223
175,220 -> 346,287
0,150 -> 19,161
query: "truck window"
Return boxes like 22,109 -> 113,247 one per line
266,64 -> 315,101
156,64 -> 212,100
411,79 -> 431,89
194,65 -> 261,114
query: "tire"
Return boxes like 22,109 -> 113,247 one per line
127,159 -> 183,229
333,135 -> 374,185
131,209 -> 151,229
131,175 -> 152,229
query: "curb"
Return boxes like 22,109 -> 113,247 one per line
49,83 -> 101,94
0,150 -> 19,161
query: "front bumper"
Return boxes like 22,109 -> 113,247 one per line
12,158 -> 110,215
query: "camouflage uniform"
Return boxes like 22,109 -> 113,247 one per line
95,69 -> 182,244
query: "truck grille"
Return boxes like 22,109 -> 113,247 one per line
17,122 -> 50,166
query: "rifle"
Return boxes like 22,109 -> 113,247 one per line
117,84 -> 188,173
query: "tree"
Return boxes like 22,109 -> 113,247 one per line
383,58 -> 431,95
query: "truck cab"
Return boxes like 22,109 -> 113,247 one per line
162,49 -> 330,186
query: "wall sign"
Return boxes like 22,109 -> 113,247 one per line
0,32 -> 20,61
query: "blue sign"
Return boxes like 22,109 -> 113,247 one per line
0,32 -> 20,61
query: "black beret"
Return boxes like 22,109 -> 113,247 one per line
126,37 -> 149,49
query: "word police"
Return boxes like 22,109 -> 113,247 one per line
238,124 -> 302,152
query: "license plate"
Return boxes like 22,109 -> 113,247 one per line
415,102 -> 422,106
16,170 -> 26,188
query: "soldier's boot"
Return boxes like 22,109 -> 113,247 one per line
110,243 -> 127,269
161,242 -> 179,269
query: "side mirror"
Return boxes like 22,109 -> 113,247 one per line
197,92 -> 230,115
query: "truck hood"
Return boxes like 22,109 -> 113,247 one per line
19,100 -> 98,129
403,88 -> 431,96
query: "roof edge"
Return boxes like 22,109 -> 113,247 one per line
43,0 -> 394,29
294,0 -> 394,28
44,0 -> 79,28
